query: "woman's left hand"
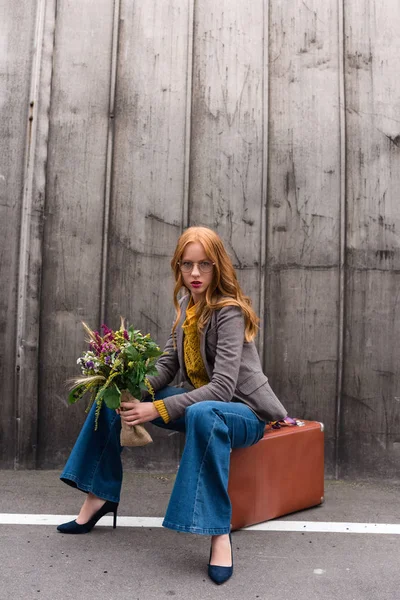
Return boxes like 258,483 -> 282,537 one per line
118,401 -> 159,425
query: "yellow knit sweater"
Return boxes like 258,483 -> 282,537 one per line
153,301 -> 209,423
181,302 -> 209,389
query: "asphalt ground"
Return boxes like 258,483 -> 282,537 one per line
0,470 -> 399,600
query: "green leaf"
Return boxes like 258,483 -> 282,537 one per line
96,385 -> 107,401
126,384 -> 141,399
146,358 -> 158,368
145,347 -> 163,358
103,385 -> 121,410
68,385 -> 88,405
126,371 -> 139,386
146,367 -> 159,376
125,346 -> 139,361
128,327 -> 140,339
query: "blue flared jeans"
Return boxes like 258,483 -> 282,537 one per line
60,387 -> 266,535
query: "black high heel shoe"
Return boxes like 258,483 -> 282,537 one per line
208,533 -> 233,585
57,500 -> 118,534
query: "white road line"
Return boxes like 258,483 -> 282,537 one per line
0,514 -> 400,534
0,514 -> 163,527
246,521 -> 400,534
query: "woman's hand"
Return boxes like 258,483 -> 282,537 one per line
117,401 -> 159,425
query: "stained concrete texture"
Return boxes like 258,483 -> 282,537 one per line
0,472 -> 399,600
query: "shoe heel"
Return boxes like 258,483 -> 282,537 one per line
113,509 -> 117,529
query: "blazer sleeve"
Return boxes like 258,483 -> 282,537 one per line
144,296 -> 189,394
146,328 -> 180,393
160,305 -> 245,421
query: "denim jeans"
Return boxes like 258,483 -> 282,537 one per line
60,387 -> 266,535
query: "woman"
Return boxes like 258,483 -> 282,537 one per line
58,226 -> 287,585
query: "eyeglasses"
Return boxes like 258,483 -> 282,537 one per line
178,260 -> 215,273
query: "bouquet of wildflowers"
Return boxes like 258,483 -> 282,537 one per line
69,320 -> 163,446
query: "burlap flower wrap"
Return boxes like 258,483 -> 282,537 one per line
119,390 -> 153,447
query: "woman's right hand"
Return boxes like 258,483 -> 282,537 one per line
118,400 -> 159,425
115,400 -> 138,415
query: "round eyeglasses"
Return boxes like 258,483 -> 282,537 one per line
178,260 -> 215,273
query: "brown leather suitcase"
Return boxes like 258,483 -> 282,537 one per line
228,420 -> 324,530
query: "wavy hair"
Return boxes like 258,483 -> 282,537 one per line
171,226 -> 259,342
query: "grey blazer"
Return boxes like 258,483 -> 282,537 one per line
148,295 -> 287,423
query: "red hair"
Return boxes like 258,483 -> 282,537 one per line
171,226 -> 259,341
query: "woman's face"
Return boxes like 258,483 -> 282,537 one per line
180,242 -> 214,303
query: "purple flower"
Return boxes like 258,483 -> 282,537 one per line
105,356 -> 111,365
123,330 -> 129,340
86,360 -> 94,369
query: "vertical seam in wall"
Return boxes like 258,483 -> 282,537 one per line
182,0 -> 195,229
14,0 -> 47,468
36,0 -> 57,468
100,0 -> 121,326
335,0 -> 347,480
259,0 -> 269,364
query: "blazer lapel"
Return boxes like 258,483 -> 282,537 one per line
176,295 -> 190,377
200,310 -> 213,379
